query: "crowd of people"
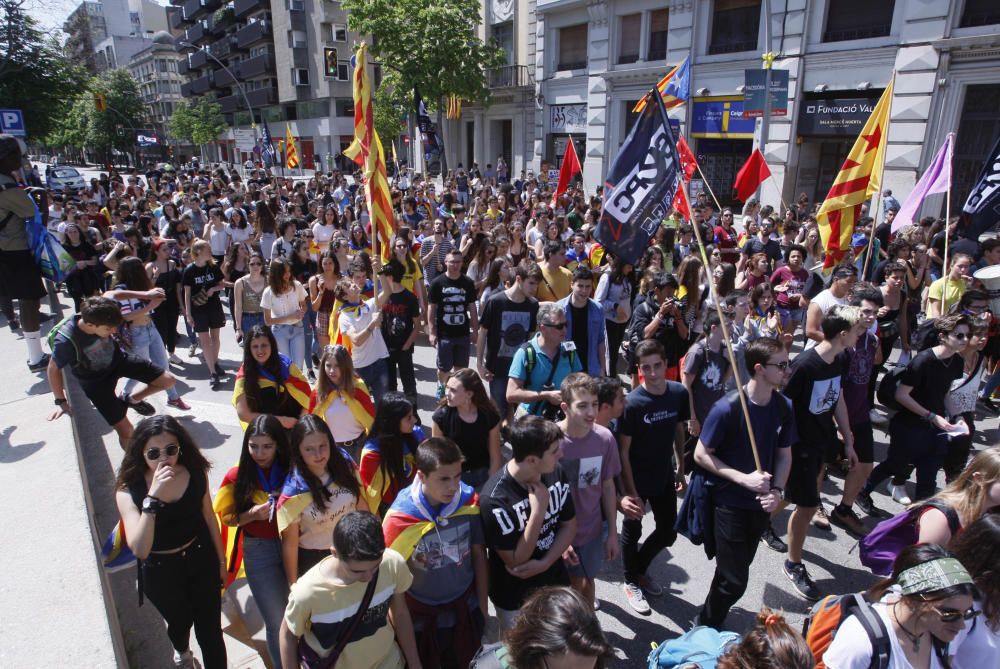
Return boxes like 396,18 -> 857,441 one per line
1,130 -> 999,668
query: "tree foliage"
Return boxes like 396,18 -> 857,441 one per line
169,98 -> 227,146
45,70 -> 147,159
0,1 -> 89,140
371,68 -> 411,149
341,0 -> 506,107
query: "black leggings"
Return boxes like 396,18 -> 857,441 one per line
152,303 -> 180,353
141,539 -> 226,669
621,492 -> 676,583
606,320 -> 627,376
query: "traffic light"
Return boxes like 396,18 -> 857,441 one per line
324,47 -> 338,78
94,92 -> 107,113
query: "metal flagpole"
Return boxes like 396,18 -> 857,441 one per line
861,72 -> 896,279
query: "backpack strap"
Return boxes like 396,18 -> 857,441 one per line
846,594 -> 891,669
923,499 -> 961,535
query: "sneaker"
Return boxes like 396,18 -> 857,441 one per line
623,582 -> 651,614
209,373 -> 221,390
812,505 -> 832,531
636,574 -> 663,597
869,409 -> 889,426
188,344 -> 198,357
214,363 -> 225,376
27,353 -> 51,372
760,524 -> 788,553
167,397 -> 191,411
8,316 -> 20,331
172,649 -> 195,668
830,505 -> 869,537
783,561 -> 822,601
856,490 -> 885,518
120,392 -> 155,416
307,369 -> 317,383
890,483 -> 912,505
168,352 -> 183,365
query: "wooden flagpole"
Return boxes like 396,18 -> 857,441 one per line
941,183 -> 954,314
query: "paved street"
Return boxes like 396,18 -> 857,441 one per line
4,285 -> 978,667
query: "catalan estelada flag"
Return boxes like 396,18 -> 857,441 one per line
231,354 -> 311,431
633,55 -> 691,113
446,95 -> 462,120
308,376 -> 376,435
276,462 -> 368,535
344,43 -> 396,261
100,518 -> 135,572
285,123 -> 299,169
816,78 -> 894,268
382,481 -> 480,559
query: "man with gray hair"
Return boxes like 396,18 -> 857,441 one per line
506,301 -> 582,418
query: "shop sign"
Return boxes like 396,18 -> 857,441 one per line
690,97 -> 755,138
549,104 -> 587,134
797,96 -> 882,136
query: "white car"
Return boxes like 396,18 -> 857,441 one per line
46,165 -> 87,192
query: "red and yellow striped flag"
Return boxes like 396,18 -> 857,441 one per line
343,42 -> 395,262
817,78 -> 894,268
284,123 -> 299,169
447,95 -> 462,120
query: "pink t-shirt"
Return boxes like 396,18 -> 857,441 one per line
559,424 -> 621,545
770,266 -> 809,309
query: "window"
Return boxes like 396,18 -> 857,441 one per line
960,0 -> 1000,27
296,100 -> 327,119
336,99 -> 353,116
709,0 -> 760,55
618,14 -> 641,64
289,30 -> 307,48
293,68 -> 309,86
648,9 -> 669,60
491,21 -> 514,65
823,0 -> 894,41
557,23 -> 588,71
338,62 -> 349,80
331,23 -> 347,41
287,0 -> 304,10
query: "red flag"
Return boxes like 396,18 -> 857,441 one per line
551,140 -> 582,207
671,135 -> 698,218
733,149 -> 771,202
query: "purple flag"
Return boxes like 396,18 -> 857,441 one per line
892,133 -> 953,233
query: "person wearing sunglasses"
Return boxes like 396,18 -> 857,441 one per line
114,415 -> 228,669
950,512 -> 1000,667
506,302 -> 582,420
824,544 -> 977,669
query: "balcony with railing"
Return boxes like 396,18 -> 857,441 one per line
169,8 -> 185,30
216,84 -> 277,113
240,52 -> 275,79
183,0 -> 221,21
234,0 -> 269,19
184,20 -> 210,44
235,20 -> 271,49
187,48 -> 209,69
214,66 -> 237,87
186,71 -> 214,95
487,64 -> 533,89
210,35 -> 236,60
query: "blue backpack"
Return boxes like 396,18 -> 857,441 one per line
648,627 -> 741,669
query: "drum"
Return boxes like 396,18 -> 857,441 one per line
973,265 -> 1000,314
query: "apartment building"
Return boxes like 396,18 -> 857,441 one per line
172,0 -> 363,169
460,0 -> 1000,212
63,0 -> 169,73
128,33 -> 187,145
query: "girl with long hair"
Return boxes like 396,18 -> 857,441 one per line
950,514 -> 1000,667
348,223 -> 370,255
212,415 -> 290,667
221,242 -> 249,336
507,220 -> 530,265
390,232 -> 426,314
233,251 -> 267,345
226,208 -> 252,247
736,252 -> 770,291
233,324 -> 311,431
62,222 -> 102,311
746,281 -> 782,342
277,414 -> 367,582
291,238 -> 318,382
312,206 -> 339,255
675,255 -> 705,343
358,392 -> 425,515
147,238 -> 183,363
261,257 -> 307,376
716,608 -> 813,669
114,416 -> 227,668
182,240 -> 227,389
915,447 -> 1000,547
308,249 -> 340,352
254,193 -> 279,261
310,344 -> 376,462
595,255 -> 633,376
108,256 -> 189,410
432,368 -> 502,488
478,257 -> 511,313
203,208 -> 230,264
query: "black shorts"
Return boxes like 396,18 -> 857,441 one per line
851,422 -> 875,464
436,336 -> 471,372
78,354 -> 164,425
0,249 -> 45,300
784,442 -> 824,508
191,303 -> 225,333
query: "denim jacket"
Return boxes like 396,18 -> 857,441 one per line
556,295 -> 607,375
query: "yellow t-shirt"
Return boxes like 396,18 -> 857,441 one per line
928,277 -> 965,311
537,265 -> 573,302
400,257 -> 423,295
284,549 -> 412,668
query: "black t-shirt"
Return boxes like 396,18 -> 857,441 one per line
481,465 -> 575,611
432,405 -> 501,472
932,231 -> 979,262
898,349 -> 964,424
700,390 -> 796,510
569,303 -> 589,373
50,315 -> 122,381
619,383 -> 690,496
428,273 -> 477,339
182,262 -> 224,309
874,222 -> 892,253
742,236 -> 782,269
380,288 -> 420,351
783,348 -> 847,451
480,292 -> 538,375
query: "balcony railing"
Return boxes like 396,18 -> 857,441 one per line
183,0 -> 221,21
187,48 -> 209,69
234,0 -> 268,19
184,20 -> 210,44
240,52 -> 275,79
235,20 -> 271,49
487,64 -> 533,88
216,85 -> 277,113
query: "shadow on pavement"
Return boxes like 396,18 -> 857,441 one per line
0,425 -> 44,463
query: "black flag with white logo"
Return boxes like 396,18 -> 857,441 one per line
962,134 -> 1000,240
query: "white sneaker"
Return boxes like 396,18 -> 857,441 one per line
172,650 -> 194,668
168,353 -> 183,364
623,582 -> 651,614
890,484 -> 912,505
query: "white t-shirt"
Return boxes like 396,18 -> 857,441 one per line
296,474 -> 359,550
312,222 -> 336,250
823,599 -> 947,669
261,281 -> 306,320
206,224 -> 229,256
804,288 -> 849,350
226,224 -> 252,245
323,395 -> 365,443
950,607 -> 1000,669
338,297 -> 389,368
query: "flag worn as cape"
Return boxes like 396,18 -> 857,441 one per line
276,460 -> 365,534
816,79 -> 893,268
893,133 -> 953,233
285,123 -> 299,169
551,140 -> 582,207
358,425 -> 425,514
100,518 -> 135,572
382,480 -> 480,560
231,354 -> 312,431
633,55 -> 691,113
308,376 -> 376,435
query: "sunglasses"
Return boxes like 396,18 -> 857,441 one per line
923,602 -> 980,623
543,321 -> 568,330
949,332 -> 971,340
764,361 -> 790,370
145,444 -> 180,460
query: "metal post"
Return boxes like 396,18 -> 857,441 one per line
755,0 -> 774,204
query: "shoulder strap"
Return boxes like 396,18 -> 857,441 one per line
845,594 -> 891,669
328,574 -> 379,664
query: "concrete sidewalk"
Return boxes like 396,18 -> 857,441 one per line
0,303 -> 124,668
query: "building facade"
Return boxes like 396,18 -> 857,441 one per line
460,0 -> 1000,214
128,34 -> 187,144
172,0 -> 364,169
64,0 -> 169,74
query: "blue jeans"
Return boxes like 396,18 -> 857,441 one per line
242,536 -> 288,668
270,323 -> 304,370
356,357 -> 388,405
240,312 -> 264,336
259,233 -> 276,261
123,321 -> 178,400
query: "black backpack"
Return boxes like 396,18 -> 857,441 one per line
875,364 -> 908,412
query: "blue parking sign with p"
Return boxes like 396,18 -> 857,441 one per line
0,109 -> 26,136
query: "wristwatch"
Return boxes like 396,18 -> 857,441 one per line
54,398 -> 68,406
771,486 -> 784,498
142,495 -> 166,515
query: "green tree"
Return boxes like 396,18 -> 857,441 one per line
87,69 -> 147,160
0,1 -> 89,140
341,0 -> 506,172
169,98 -> 227,145
371,68 -> 410,153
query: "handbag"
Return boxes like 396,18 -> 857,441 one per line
297,574 -> 379,669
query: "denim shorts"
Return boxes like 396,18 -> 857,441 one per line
777,305 -> 805,326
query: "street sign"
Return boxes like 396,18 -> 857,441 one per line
234,128 -> 255,151
0,109 -> 26,136
743,69 -> 788,118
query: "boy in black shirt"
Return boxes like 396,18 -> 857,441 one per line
428,249 -> 478,399
378,260 -> 421,408
481,415 -> 577,632
694,338 -> 794,627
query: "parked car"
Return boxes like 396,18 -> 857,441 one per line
45,165 -> 86,192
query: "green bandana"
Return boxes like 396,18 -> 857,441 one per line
897,557 -> 973,595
